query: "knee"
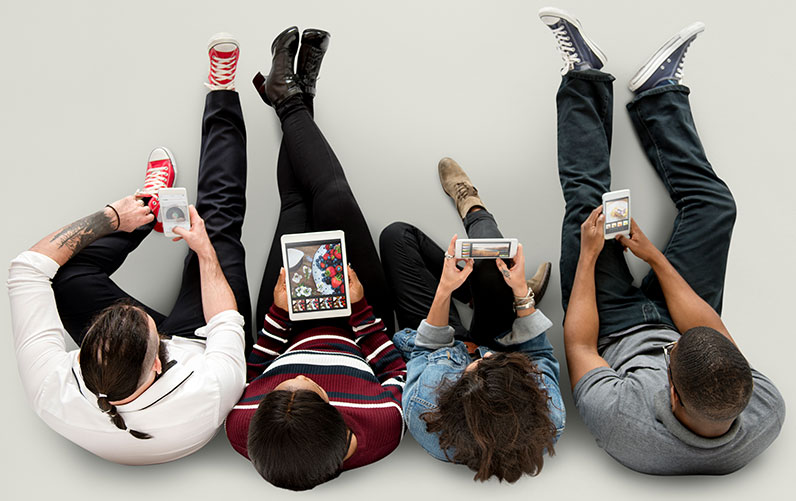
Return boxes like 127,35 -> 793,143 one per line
706,184 -> 737,231
379,221 -> 416,251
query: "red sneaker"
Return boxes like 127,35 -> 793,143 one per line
136,147 -> 176,233
205,33 -> 239,90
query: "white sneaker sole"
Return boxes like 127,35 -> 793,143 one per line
628,22 -> 705,91
538,7 -> 607,66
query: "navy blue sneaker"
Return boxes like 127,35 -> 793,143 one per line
629,22 -> 705,93
539,7 -> 606,75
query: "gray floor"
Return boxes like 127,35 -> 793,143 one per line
1,1 -> 793,500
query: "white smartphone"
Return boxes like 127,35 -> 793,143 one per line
602,189 -> 631,239
455,238 -> 519,259
159,187 -> 191,238
280,230 -> 352,321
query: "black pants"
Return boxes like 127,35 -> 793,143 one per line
557,70 -> 736,336
254,96 -> 394,333
379,210 -> 515,348
53,91 -> 253,353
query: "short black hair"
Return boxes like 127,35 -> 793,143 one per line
670,326 -> 753,422
247,389 -> 349,490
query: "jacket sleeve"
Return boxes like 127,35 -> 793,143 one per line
246,304 -> 294,382
349,298 -> 406,400
7,251 -> 72,406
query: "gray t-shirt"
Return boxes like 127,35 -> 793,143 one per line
573,327 -> 786,474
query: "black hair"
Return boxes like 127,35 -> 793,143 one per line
247,389 -> 349,490
670,326 -> 753,422
79,303 -> 162,440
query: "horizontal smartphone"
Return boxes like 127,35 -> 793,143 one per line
603,189 -> 630,239
159,187 -> 191,238
455,238 -> 518,259
280,230 -> 351,321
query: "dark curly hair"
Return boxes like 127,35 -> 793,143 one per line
247,389 -> 349,491
421,352 -> 556,482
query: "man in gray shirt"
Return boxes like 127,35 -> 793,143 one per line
540,7 -> 785,474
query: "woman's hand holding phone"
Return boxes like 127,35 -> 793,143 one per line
438,234 -> 473,296
496,243 -> 528,296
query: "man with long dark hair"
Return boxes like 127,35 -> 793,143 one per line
8,33 -> 251,464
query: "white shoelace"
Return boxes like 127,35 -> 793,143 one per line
206,49 -> 238,90
136,164 -> 171,197
673,46 -> 689,81
551,25 -> 582,73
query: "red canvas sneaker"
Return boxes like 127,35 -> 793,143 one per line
136,147 -> 176,232
205,33 -> 239,90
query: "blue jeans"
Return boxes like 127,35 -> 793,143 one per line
557,70 -> 736,336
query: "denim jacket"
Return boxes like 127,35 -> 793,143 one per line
392,310 -> 565,462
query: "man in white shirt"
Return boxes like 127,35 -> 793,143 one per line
8,33 -> 251,465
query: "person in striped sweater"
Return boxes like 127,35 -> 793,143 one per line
224,26 -> 405,491
225,267 -> 406,490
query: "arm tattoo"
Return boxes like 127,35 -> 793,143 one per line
49,209 -> 115,259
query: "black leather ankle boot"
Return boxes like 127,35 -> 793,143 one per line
252,26 -> 301,108
297,29 -> 331,97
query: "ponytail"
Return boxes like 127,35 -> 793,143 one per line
81,303 -> 160,441
96,395 -> 152,440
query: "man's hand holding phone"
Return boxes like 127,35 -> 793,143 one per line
616,218 -> 663,264
172,205 -> 214,259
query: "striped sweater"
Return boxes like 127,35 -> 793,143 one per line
225,298 -> 406,470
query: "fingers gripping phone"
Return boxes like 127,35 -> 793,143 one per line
455,238 -> 518,259
159,188 -> 191,238
603,189 -> 630,239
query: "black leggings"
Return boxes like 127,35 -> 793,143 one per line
379,210 -> 515,349
52,91 -> 252,353
255,96 -> 394,333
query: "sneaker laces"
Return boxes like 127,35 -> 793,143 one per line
551,25 -> 582,71
206,48 -> 239,90
673,44 -> 690,81
136,163 -> 171,198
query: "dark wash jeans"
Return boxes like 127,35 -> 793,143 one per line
557,70 -> 736,336
52,90 -> 253,353
380,209 -> 516,348
254,96 -> 394,334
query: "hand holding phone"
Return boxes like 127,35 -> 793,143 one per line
602,189 -> 631,239
160,188 -> 191,238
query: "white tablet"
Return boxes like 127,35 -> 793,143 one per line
280,230 -> 351,321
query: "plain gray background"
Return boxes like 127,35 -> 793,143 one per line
1,1 -> 793,499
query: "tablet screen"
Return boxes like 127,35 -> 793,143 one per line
284,238 -> 348,314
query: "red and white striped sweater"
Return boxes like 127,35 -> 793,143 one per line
225,298 -> 406,470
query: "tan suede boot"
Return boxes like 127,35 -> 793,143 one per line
526,261 -> 552,305
438,157 -> 486,218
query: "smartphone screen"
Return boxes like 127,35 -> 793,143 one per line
604,195 -> 630,236
459,240 -> 513,259
160,188 -> 191,237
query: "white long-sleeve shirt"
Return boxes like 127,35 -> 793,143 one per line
8,250 -> 246,465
